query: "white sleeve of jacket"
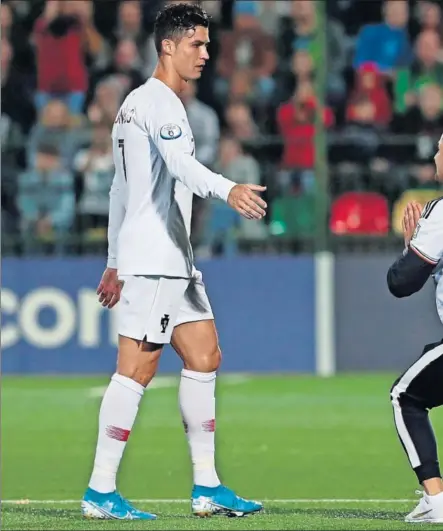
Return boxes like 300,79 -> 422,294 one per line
146,104 -> 235,202
107,168 -> 127,269
410,199 -> 443,265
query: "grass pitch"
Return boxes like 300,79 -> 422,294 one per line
2,374 -> 442,530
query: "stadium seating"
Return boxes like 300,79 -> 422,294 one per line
330,192 -> 390,235
270,193 -> 316,239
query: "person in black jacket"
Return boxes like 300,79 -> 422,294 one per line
387,134 -> 443,524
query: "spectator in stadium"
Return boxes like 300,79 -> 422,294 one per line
225,101 -> 259,141
222,69 -> 273,136
88,38 -> 145,107
353,0 -> 412,74
342,96 -> 383,163
1,2 -> 13,37
255,0 -> 292,36
1,105 -> 24,239
89,77 -> 125,126
180,79 -> 221,244
73,121 -> 114,235
394,30 -> 443,114
17,143 -> 75,253
393,84 -> 443,189
197,134 -> 266,257
277,80 -> 334,174
216,0 -> 277,104
1,107 -> 23,175
275,49 -> 315,106
416,0 -> 442,35
333,95 -> 388,195
200,0 -> 222,22
27,99 -> 86,169
1,2 -> 34,79
70,0 -> 107,66
278,0 -> 347,104
87,76 -> 125,128
33,0 -> 104,115
226,69 -> 255,105
215,134 -> 267,242
1,36 -> 35,134
346,62 -> 392,126
180,80 -> 220,168
393,84 -> 443,137
106,0 -> 157,78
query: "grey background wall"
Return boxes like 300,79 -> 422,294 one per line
2,254 -> 441,374
335,254 -> 442,372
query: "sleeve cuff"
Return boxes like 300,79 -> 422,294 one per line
409,243 -> 439,265
107,257 -> 117,269
213,175 -> 236,202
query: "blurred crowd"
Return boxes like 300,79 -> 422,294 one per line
2,0 -> 443,256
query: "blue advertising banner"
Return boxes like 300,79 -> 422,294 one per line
1,257 -> 316,374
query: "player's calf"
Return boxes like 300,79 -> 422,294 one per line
390,366 -> 443,524
87,339 -> 162,498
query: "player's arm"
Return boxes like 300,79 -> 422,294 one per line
387,200 -> 442,298
147,107 -> 266,219
107,151 -> 127,269
148,110 -> 234,201
97,150 -> 127,309
96,171 -> 126,308
387,248 -> 435,298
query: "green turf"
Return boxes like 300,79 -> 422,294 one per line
2,374 -> 443,530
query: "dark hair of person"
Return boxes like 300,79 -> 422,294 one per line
154,3 -> 210,54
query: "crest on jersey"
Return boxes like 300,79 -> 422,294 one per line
160,123 -> 182,140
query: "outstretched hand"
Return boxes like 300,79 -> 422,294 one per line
227,184 -> 267,220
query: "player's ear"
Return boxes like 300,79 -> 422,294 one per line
162,39 -> 175,57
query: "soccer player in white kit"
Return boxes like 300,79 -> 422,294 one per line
387,134 -> 443,524
81,3 -> 265,521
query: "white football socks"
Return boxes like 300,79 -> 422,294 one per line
179,369 -> 221,488
88,373 -> 144,493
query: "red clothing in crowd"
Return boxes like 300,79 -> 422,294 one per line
346,62 -> 392,125
277,98 -> 334,169
34,16 -> 88,94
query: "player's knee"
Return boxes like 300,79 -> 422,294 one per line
391,383 -> 427,413
117,359 -> 159,387
390,384 -> 400,410
205,345 -> 222,372
390,373 -> 406,406
186,345 -> 221,373
117,336 -> 162,387
123,368 -> 157,387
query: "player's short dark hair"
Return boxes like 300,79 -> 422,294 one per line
154,3 -> 210,55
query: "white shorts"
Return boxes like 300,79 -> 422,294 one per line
117,270 -> 214,344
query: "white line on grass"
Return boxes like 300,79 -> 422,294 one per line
2,498 -> 416,505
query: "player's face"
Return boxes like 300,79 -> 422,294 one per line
435,139 -> 443,181
173,25 -> 209,81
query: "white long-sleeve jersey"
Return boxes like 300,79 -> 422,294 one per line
410,197 -> 443,324
107,78 -> 235,277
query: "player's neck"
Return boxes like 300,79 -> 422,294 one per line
152,64 -> 182,96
